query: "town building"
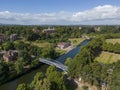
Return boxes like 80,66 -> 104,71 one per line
79,26 -> 82,30
3,50 -> 18,62
57,42 -> 71,49
43,27 -> 55,34
81,35 -> 90,39
10,34 -> 18,41
32,28 -> 40,33
94,26 -> 101,32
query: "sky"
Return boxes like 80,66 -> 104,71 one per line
0,0 -> 120,25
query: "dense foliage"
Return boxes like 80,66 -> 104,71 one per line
102,42 -> 120,54
17,66 -> 67,90
0,41 -> 59,85
0,25 -> 119,43
0,25 -> 120,89
67,37 -> 120,89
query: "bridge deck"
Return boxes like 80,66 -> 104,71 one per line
39,58 -> 68,71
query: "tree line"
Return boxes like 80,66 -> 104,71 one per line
66,36 -> 120,90
0,40 -> 59,85
17,66 -> 75,90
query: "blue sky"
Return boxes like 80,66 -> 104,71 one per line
0,0 -> 120,25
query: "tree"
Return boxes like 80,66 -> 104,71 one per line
41,46 -> 57,59
31,72 -> 44,87
65,58 -> 72,66
2,42 -> 15,50
46,66 -> 67,90
17,83 -> 30,90
82,85 -> 89,90
15,59 -> 24,74
110,61 -> 120,90
27,33 -> 40,41
18,51 -> 31,65
34,78 -> 51,90
30,59 -> 39,68
0,61 -> 9,82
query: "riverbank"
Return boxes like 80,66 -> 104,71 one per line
0,40 -> 90,90
69,38 -> 85,47
0,39 -> 88,86
0,64 -> 49,90
62,45 -> 75,53
0,62 -> 44,86
74,79 -> 97,90
58,39 -> 88,55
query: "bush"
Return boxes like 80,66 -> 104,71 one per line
82,85 -> 88,90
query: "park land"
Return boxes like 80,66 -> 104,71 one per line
0,25 -> 120,90
106,39 -> 120,44
95,51 -> 120,64
95,38 -> 120,64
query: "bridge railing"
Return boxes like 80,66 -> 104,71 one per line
39,58 -> 68,71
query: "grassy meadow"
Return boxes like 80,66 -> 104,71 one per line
95,51 -> 120,64
32,41 -> 51,47
106,39 -> 120,44
69,38 -> 85,46
16,40 -> 51,48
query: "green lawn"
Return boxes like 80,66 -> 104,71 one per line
94,51 -> 120,64
32,41 -> 51,47
55,49 -> 66,55
16,40 -> 51,48
69,38 -> 85,46
16,40 -> 66,55
106,39 -> 120,44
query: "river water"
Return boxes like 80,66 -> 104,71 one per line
0,40 -> 89,90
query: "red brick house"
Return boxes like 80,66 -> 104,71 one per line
3,50 -> 18,62
43,27 -> 55,34
57,42 -> 70,49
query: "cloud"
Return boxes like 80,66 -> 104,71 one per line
72,5 -> 120,22
0,5 -> 120,25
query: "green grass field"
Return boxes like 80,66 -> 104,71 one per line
106,39 -> 120,44
69,38 -> 85,46
32,41 -> 51,47
55,49 -> 66,55
94,51 -> 120,64
18,40 -> 51,48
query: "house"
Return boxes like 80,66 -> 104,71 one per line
43,27 -> 55,34
57,42 -> 70,49
79,27 -> 82,30
81,35 -> 90,39
32,28 -> 40,33
10,34 -> 18,41
3,50 -> 18,62
0,34 -> 7,43
94,26 -> 101,32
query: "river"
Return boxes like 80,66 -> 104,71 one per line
0,40 -> 89,90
